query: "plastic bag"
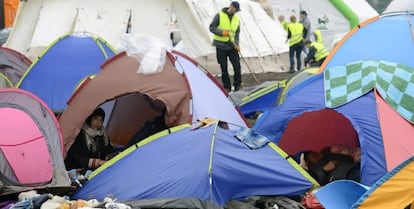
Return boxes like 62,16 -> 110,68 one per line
120,33 -> 172,75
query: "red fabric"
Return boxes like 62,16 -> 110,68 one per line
301,193 -> 324,209
279,109 -> 358,155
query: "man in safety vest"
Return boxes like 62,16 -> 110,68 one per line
303,39 -> 329,67
209,1 -> 242,92
312,28 -> 323,44
287,15 -> 306,72
278,15 -> 289,31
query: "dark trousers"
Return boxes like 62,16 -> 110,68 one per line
310,57 -> 326,67
216,47 -> 241,90
289,42 -> 304,71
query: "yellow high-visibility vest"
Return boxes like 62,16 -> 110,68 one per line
313,29 -> 323,44
311,42 -> 329,61
281,21 -> 288,31
287,22 -> 304,46
213,11 -> 240,43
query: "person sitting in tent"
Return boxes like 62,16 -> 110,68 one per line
301,146 -> 360,186
124,97 -> 169,149
65,108 -> 116,173
303,39 -> 329,67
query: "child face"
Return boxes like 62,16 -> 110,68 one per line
90,115 -> 104,130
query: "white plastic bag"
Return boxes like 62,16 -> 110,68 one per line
120,33 -> 172,75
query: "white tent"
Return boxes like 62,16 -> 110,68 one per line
383,0 -> 414,13
5,0 -> 289,75
268,0 -> 378,49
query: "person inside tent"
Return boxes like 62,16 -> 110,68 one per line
124,97 -> 168,149
303,39 -> 329,67
301,146 -> 360,186
65,108 -> 116,173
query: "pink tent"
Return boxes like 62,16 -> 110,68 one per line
0,88 -> 70,196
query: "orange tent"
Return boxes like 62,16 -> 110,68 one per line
3,0 -> 19,28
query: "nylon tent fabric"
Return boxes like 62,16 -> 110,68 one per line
16,32 -> 116,112
254,60 -> 414,186
59,50 -> 247,154
71,123 -> 317,206
253,74 -> 386,186
276,67 -> 320,105
0,88 -> 71,196
0,46 -> 31,88
237,81 -> 285,117
319,12 -> 414,73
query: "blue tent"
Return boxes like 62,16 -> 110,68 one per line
253,60 -> 414,186
16,33 -> 116,112
72,123 -> 317,206
321,12 -> 414,72
238,81 -> 285,117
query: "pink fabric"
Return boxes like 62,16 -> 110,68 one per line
0,108 -> 53,184
376,92 -> 414,171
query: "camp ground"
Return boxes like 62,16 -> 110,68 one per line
0,46 -> 31,88
1,1 -> 413,208
0,88 -> 71,196
315,156 -> 414,209
71,121 -> 318,207
254,60 -> 414,186
15,32 -> 116,113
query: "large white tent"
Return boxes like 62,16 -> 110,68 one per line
267,0 -> 378,49
383,0 -> 414,13
5,0 -> 289,75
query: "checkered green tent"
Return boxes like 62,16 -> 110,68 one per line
320,12 -> 414,73
253,60 -> 414,186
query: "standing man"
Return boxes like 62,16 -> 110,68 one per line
287,15 -> 305,72
300,10 -> 311,40
209,1 -> 242,92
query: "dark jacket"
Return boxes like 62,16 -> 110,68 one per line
65,129 -> 114,171
209,7 -> 240,50
308,153 -> 360,186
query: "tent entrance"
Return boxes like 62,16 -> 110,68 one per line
278,109 -> 359,155
100,93 -> 167,147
